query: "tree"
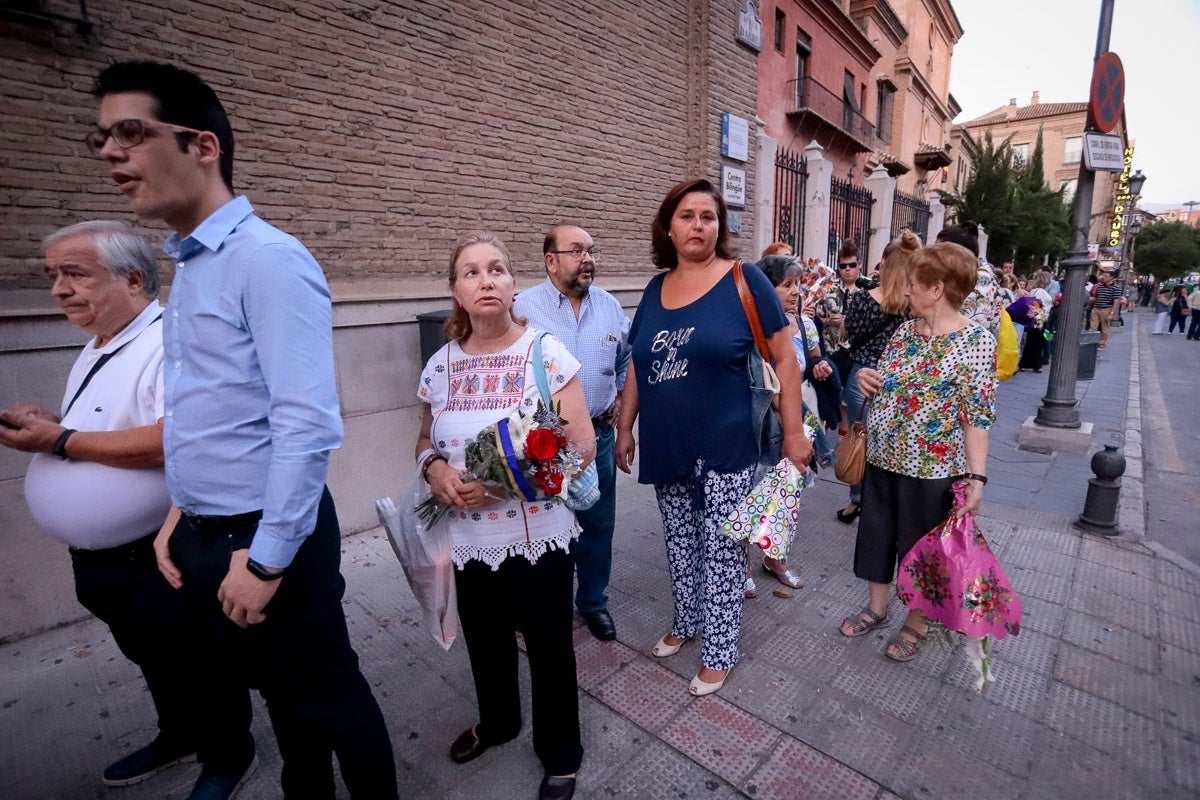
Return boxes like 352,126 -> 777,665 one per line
937,128 -> 1070,270
1133,221 -> 1200,278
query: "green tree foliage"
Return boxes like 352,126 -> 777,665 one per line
938,128 -> 1070,270
1133,221 -> 1200,278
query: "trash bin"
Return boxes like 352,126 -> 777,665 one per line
416,309 -> 452,365
1077,330 -> 1100,380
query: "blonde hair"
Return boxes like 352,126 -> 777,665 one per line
877,230 -> 920,315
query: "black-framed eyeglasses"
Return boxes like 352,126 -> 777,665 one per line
85,118 -> 206,156
838,261 -> 859,269
549,247 -> 599,260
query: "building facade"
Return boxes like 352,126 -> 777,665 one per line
959,93 -> 1131,254
0,0 -> 763,641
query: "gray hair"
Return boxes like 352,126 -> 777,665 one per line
43,220 -> 159,299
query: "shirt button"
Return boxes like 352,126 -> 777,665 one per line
174,361 -> 181,369
166,411 -> 173,417
172,310 -> 179,317
177,262 -> 185,269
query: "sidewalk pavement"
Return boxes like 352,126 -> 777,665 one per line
3,312 -> 1198,800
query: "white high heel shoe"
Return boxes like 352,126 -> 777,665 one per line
688,669 -> 730,696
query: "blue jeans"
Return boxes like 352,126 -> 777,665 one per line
843,362 -> 866,504
573,428 -> 616,614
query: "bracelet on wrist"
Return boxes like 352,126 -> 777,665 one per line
421,453 -> 447,482
961,472 -> 988,485
246,558 -> 285,582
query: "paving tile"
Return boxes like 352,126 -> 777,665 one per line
718,655 -> 821,732
944,655 -> 1050,720
1159,642 -> 1200,689
829,654 -> 944,722
1062,610 -> 1157,671
1158,559 -> 1200,597
1015,595 -> 1066,637
788,689 -> 909,781
1053,642 -> 1165,723
742,736 -> 879,800
590,736 -> 738,799
1078,537 -> 1155,572
889,733 -> 1026,800
989,627 -> 1057,674
1043,681 -> 1165,774
1024,724 -> 1170,800
1162,725 -> 1200,794
1006,566 -> 1071,604
1160,611 -> 1200,655
573,703 -> 663,796
1159,583 -> 1200,623
592,660 -> 686,734
1073,559 -> 1157,603
915,678 -> 1043,774
574,628 -> 639,693
1015,526 -> 1082,556
660,697 -> 779,786
1066,581 -> 1160,636
752,624 -> 850,683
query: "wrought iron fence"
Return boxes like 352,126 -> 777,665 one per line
773,147 -> 807,256
891,188 -> 931,243
828,177 -> 873,266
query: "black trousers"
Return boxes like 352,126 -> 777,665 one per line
455,547 -> 583,776
71,532 -> 254,770
169,488 -> 398,799
853,463 -> 956,584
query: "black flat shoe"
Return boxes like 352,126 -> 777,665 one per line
449,727 -> 489,764
539,774 -> 576,800
581,610 -> 617,641
836,504 -> 862,524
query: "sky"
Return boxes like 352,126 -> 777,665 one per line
948,0 -> 1199,210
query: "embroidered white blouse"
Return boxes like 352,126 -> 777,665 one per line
418,328 -> 582,569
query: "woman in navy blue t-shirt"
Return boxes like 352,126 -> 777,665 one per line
616,179 -> 813,696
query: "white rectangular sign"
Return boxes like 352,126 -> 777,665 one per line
722,164 -> 746,208
1083,133 -> 1125,172
721,112 -> 749,162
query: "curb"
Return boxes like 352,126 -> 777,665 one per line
1115,313 -> 1147,541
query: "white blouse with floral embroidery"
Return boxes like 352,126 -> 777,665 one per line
418,328 -> 582,569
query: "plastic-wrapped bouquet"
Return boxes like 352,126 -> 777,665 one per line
415,401 -> 588,528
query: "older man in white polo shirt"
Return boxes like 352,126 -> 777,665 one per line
0,221 -> 253,798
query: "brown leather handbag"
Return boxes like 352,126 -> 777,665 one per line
833,400 -> 869,484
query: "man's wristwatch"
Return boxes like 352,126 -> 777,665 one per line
52,429 -> 76,460
246,558 -> 285,581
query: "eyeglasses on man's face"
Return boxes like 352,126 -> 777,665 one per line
838,261 -> 859,269
85,118 -> 205,156
550,247 -> 600,261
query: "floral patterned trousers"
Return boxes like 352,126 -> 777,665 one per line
655,460 -> 756,671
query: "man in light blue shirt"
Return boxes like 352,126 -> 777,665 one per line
514,226 -> 630,641
90,61 -> 396,800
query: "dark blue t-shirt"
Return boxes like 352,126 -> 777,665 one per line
629,263 -> 787,484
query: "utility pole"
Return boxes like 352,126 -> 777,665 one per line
1033,0 -> 1115,431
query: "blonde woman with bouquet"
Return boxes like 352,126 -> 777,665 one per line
414,233 -> 594,800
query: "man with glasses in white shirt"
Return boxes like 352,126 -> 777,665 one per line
514,226 -> 631,642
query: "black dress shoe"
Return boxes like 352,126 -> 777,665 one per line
539,774 -> 576,800
449,728 -> 489,764
581,610 -> 616,641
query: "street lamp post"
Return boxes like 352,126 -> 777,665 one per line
1113,169 -> 1146,326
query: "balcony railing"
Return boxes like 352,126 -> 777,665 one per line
787,77 -> 875,149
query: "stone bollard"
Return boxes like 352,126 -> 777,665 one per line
1075,444 -> 1126,535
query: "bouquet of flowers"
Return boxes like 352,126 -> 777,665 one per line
897,482 -> 1022,693
1029,301 -> 1049,327
415,401 -> 588,528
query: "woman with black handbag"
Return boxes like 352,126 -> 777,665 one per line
834,231 -> 918,524
615,179 -> 812,696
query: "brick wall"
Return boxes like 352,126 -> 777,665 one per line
1,0 -> 759,290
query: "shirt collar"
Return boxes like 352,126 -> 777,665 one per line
162,195 -> 254,260
544,278 -> 591,310
93,300 -> 163,355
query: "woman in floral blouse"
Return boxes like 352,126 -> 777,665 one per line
839,242 -> 996,662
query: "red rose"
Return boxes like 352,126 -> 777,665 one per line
535,463 -> 564,494
525,428 -> 559,461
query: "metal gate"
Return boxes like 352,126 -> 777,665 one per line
828,177 -> 873,265
773,147 -> 807,255
891,188 -> 930,243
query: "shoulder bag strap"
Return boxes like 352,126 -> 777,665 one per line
64,313 -> 163,417
529,331 -> 553,403
733,261 -> 773,365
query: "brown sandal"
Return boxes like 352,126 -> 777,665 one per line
885,624 -> 926,662
840,607 -> 888,638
